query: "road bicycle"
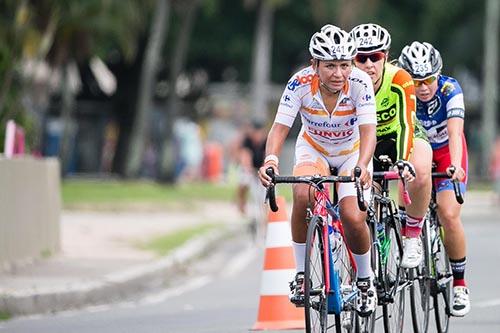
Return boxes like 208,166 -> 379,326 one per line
370,157 -> 412,333
266,167 -> 375,333
408,167 -> 463,333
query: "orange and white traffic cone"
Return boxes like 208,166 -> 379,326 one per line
252,196 -> 305,331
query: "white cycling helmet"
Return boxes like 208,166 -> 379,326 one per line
350,23 -> 391,53
309,24 -> 357,61
398,41 -> 443,79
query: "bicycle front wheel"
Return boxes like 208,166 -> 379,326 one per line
333,224 -> 357,333
432,225 -> 451,333
305,215 -> 328,333
409,225 -> 431,333
381,221 -> 405,333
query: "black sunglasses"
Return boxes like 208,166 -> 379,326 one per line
355,52 -> 386,64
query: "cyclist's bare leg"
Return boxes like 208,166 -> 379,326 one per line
291,183 -> 312,244
237,184 -> 249,215
339,196 -> 370,254
290,160 -> 330,245
340,195 -> 377,316
437,189 -> 470,316
400,138 -> 432,268
436,190 -> 466,259
404,138 -> 432,218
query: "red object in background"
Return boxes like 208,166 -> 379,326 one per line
202,142 -> 223,182
14,127 -> 25,155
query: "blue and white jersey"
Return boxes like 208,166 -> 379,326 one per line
416,75 -> 465,150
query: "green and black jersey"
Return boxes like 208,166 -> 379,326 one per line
374,63 -> 426,162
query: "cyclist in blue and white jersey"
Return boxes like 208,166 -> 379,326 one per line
399,41 -> 470,317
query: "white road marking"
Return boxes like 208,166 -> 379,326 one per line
221,245 -> 257,278
138,276 -> 212,305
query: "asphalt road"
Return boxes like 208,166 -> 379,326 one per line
1,210 -> 499,333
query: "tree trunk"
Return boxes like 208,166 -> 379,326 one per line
158,0 -> 202,182
60,63 -> 76,175
250,0 -> 275,124
481,0 -> 499,177
124,0 -> 170,178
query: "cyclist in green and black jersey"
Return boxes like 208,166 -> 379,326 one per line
350,23 -> 432,269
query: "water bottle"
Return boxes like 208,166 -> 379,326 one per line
328,224 -> 341,255
376,220 -> 385,245
430,225 -> 438,254
326,201 -> 339,221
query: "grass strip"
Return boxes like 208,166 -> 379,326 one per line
139,223 -> 219,256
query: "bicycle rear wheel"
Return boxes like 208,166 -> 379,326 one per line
381,220 -> 405,333
432,225 -> 451,333
409,224 -> 431,333
305,215 -> 328,333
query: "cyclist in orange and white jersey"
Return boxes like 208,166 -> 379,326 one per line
351,23 -> 433,269
258,25 -> 378,317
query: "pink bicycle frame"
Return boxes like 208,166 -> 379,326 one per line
312,185 -> 357,295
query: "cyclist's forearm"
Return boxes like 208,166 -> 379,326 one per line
357,124 -> 376,168
397,86 -> 416,161
447,117 -> 464,166
264,122 -> 290,161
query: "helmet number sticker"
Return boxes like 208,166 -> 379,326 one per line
332,45 -> 345,54
358,37 -> 373,46
414,63 -> 432,75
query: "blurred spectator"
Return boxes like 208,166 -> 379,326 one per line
100,121 -> 119,173
174,117 -> 203,182
490,136 -> 500,204
231,120 -> 267,237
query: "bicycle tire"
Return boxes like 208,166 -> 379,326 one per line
381,218 -> 405,333
305,215 -> 328,333
432,223 -> 451,333
333,222 -> 357,333
409,221 -> 431,333
354,309 -> 375,333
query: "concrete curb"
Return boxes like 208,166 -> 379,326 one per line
0,223 -> 243,316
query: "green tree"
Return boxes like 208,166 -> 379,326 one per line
125,0 -> 171,178
45,0 -> 151,173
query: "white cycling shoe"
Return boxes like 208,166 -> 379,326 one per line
355,277 -> 377,317
451,286 -> 470,317
401,237 -> 423,269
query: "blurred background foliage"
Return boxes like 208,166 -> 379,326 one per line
0,0 -> 496,183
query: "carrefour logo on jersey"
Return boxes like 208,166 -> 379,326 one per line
287,74 -> 314,91
304,116 -> 357,128
344,117 -> 357,126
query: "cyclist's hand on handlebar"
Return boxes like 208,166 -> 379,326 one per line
258,163 -> 279,187
353,164 -> 371,189
394,160 -> 416,182
447,164 -> 465,181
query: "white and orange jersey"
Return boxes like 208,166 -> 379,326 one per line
275,66 -> 376,157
